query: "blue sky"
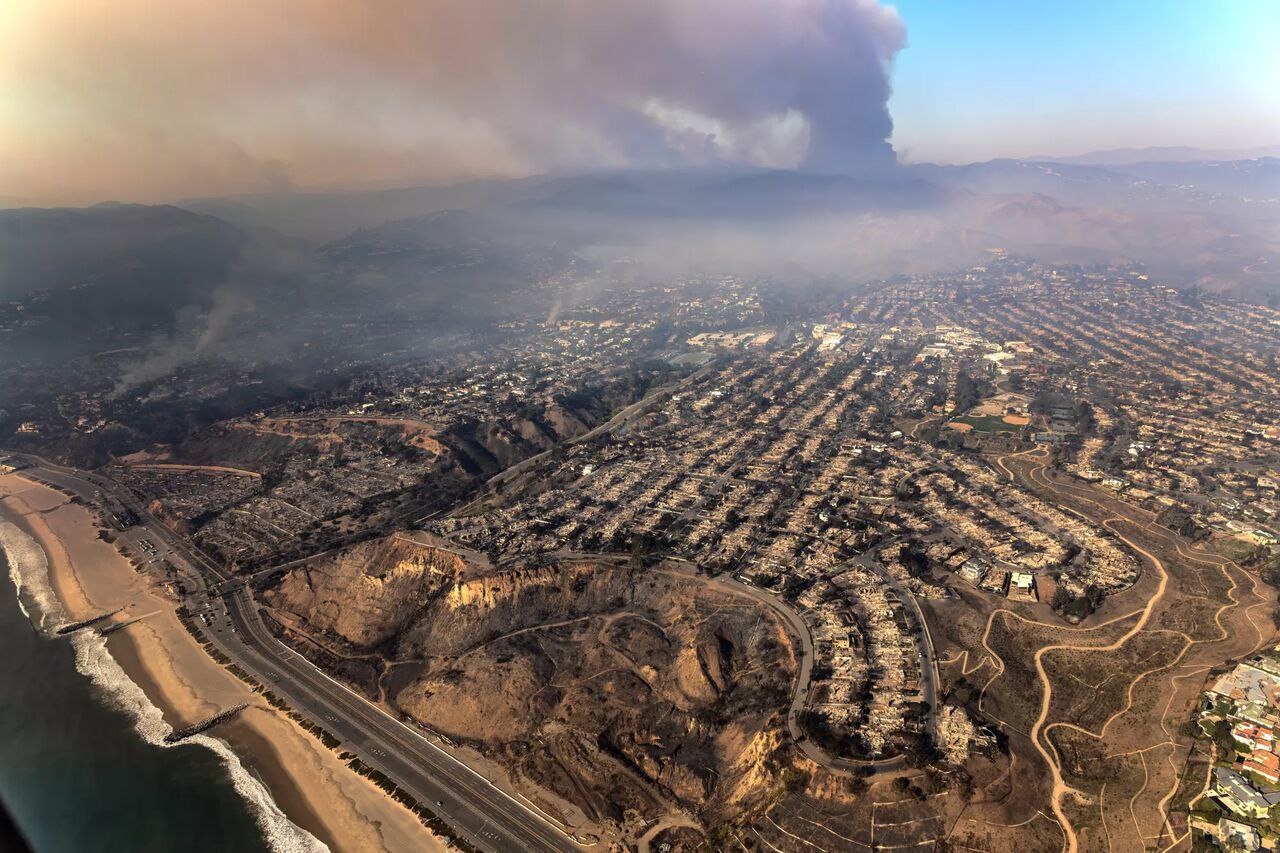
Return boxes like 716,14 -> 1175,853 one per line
888,0 -> 1280,163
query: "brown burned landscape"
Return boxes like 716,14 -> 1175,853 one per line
262,538 -> 801,842
10,258 -> 1280,852
923,449 -> 1276,852
3,7 -> 1278,850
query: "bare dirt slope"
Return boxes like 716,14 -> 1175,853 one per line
265,544 -> 799,838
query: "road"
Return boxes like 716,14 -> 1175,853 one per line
998,447 -> 1251,853
745,529 -> 941,752
843,544 -> 942,744
691,566 -> 915,777
7,452 -> 584,853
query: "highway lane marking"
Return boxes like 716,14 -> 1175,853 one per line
227,592 -> 574,852
225,626 -> 542,852
27,455 -> 588,850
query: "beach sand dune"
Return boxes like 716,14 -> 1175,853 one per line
0,474 -> 444,853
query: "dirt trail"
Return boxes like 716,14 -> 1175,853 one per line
1026,518 -> 1169,853
988,448 -> 1269,853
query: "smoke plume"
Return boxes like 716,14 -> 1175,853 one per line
1,0 -> 906,203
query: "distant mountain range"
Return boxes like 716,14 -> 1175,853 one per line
173,168 -> 962,242
0,202 -> 246,301
2,152 -> 1277,345
168,155 -> 1280,242
0,149 -> 1275,417
1026,144 -> 1280,165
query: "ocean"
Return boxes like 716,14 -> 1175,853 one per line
0,519 -> 322,853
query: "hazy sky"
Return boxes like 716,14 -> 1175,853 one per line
1,0 -> 1276,205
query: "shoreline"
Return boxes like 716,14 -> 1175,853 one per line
0,473 -> 446,853
105,627 -> 341,852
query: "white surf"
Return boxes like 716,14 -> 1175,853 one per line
0,518 -> 328,853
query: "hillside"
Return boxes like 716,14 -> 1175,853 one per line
0,203 -> 246,300
263,544 -> 799,837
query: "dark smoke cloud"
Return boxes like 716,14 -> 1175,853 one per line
1,0 -> 905,203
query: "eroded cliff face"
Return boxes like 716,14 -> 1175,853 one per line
402,559 -> 627,657
265,534 -> 466,648
265,544 -> 798,836
717,722 -> 790,809
393,561 -> 797,828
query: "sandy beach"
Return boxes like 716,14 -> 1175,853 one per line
0,473 -> 446,853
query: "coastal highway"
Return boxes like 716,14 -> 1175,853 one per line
6,453 -> 582,853
221,583 -> 581,853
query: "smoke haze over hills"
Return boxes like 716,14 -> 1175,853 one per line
1,1 -> 1278,410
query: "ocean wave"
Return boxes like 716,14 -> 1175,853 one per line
71,630 -> 329,853
1,517 -> 328,853
0,519 -> 65,631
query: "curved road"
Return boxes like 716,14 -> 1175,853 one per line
677,565 -> 926,777
8,452 -> 583,853
996,448 -> 1246,853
